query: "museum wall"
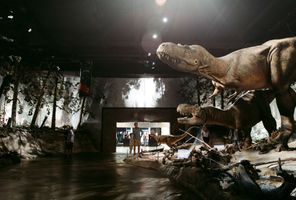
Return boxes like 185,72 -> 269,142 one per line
87,78 -> 296,152
84,77 -> 190,152
1,74 -> 295,152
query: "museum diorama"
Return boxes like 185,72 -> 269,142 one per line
0,0 -> 296,199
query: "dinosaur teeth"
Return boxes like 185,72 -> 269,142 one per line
177,117 -> 189,121
159,52 -> 181,64
178,111 -> 192,117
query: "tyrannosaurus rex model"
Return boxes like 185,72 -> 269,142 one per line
156,37 -> 296,150
156,37 -> 296,94
177,89 -> 278,146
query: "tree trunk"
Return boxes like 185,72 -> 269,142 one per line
30,91 -> 44,128
30,71 -> 51,128
41,116 -> 48,128
212,96 -> 216,107
51,76 -> 58,129
0,75 -> 13,99
78,96 -> 86,128
11,76 -> 20,127
221,90 -> 224,109
196,79 -> 201,105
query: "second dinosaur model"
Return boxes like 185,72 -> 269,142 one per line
150,132 -> 188,147
177,89 -> 278,146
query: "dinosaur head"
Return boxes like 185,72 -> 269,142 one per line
176,103 -> 206,125
156,42 -> 205,74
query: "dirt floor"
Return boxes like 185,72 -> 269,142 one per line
233,141 -> 296,175
124,141 -> 296,198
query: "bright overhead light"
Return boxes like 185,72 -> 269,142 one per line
7,15 -> 14,19
152,34 -> 158,39
162,17 -> 168,23
28,28 -> 32,32
147,52 -> 151,56
155,0 -> 167,6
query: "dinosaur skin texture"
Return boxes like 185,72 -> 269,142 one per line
157,37 -> 296,150
177,90 -> 278,146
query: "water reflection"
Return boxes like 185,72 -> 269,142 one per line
0,153 -> 195,200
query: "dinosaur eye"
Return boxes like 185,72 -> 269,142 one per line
194,60 -> 198,65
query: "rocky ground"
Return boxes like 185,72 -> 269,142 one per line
0,127 -> 98,168
233,141 -> 296,175
124,141 -> 296,200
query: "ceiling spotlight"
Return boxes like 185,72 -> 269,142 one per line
28,28 -> 32,32
162,17 -> 168,23
152,62 -> 155,66
7,15 -> 14,19
152,34 -> 158,39
147,52 -> 151,56
144,60 -> 150,67
155,0 -> 167,6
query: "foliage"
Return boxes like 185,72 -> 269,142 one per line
178,76 -> 213,104
122,79 -> 140,99
0,58 -> 83,126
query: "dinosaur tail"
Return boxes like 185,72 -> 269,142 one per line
170,131 -> 188,144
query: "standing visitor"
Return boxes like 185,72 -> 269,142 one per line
129,132 -> 134,155
65,126 -> 75,158
132,122 -> 143,157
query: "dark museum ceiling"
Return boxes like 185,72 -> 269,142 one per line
1,0 -> 296,77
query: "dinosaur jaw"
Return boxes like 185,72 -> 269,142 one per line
156,51 -> 183,67
177,116 -> 204,125
177,103 -> 206,125
156,42 -> 198,73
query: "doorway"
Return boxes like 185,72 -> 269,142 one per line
101,107 -> 181,153
115,122 -> 170,153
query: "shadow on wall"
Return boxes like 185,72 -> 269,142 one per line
79,122 -> 101,152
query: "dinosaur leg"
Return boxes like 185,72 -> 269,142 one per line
241,128 -> 252,148
270,88 -> 296,150
266,43 -> 296,149
258,100 -> 277,136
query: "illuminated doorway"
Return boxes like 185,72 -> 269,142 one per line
115,122 -> 170,153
